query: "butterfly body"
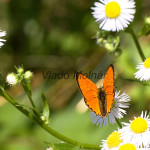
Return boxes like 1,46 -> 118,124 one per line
98,87 -> 107,117
76,65 -> 115,118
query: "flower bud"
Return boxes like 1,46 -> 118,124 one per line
17,67 -> 24,74
45,121 -> 49,125
97,37 -> 103,45
41,116 -> 49,124
46,147 -> 53,150
6,73 -> 18,86
113,48 -> 122,57
145,17 -> 150,25
104,43 -> 114,51
41,116 -> 46,121
24,71 -> 33,80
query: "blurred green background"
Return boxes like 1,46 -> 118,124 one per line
0,0 -> 150,149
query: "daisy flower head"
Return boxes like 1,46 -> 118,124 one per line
6,73 -> 18,86
90,91 -> 130,127
135,57 -> 150,81
121,111 -> 150,148
118,143 -> 150,150
101,130 -> 123,150
91,0 -> 136,32
101,130 -> 150,150
0,30 -> 6,48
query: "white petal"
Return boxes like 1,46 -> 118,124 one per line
91,0 -> 136,31
135,61 -> 150,81
90,91 -> 130,127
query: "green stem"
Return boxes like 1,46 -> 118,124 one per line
129,27 -> 146,61
115,118 -> 122,129
40,124 -> 101,149
22,83 -> 36,109
26,90 -> 35,108
120,77 -> 150,86
0,87 -> 39,121
0,88 -> 100,150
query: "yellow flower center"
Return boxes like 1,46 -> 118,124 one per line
119,144 -> 136,150
107,131 -> 122,148
130,118 -> 148,133
144,57 -> 150,68
105,1 -> 121,18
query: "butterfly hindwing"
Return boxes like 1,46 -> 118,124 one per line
103,65 -> 115,115
76,73 -> 102,116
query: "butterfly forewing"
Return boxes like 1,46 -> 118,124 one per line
103,65 -> 115,115
76,73 -> 102,116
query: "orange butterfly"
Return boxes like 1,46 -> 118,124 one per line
76,65 -> 114,117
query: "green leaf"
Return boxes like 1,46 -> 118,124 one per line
138,24 -> 150,37
41,92 -> 50,124
52,143 -> 80,150
14,65 -> 18,71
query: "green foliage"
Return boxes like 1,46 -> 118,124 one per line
138,17 -> 150,37
41,92 -> 50,124
51,143 -> 79,150
138,25 -> 150,37
96,30 -> 120,53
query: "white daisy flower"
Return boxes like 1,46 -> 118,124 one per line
101,130 -> 123,150
6,73 -> 18,86
134,57 -> 150,81
121,111 -> 150,148
118,143 -> 150,150
91,0 -> 136,32
101,130 -> 150,150
90,91 -> 130,127
0,30 -> 6,48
